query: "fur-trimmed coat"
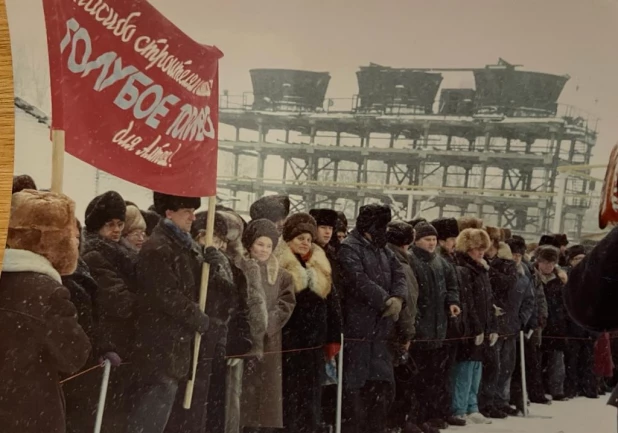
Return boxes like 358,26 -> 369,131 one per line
275,240 -> 341,349
339,230 -> 408,389
0,249 -> 91,433
239,255 -> 296,428
81,231 -> 138,358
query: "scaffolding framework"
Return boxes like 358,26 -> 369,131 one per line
217,63 -> 598,239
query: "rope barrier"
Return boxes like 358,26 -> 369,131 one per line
58,331 -> 614,385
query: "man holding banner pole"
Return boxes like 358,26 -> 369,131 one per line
127,192 -> 215,433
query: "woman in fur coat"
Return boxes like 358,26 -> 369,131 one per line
451,229 -> 497,426
0,190 -> 91,433
275,213 -> 342,433
82,191 -> 139,431
240,219 -> 296,432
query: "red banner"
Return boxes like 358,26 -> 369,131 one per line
42,0 -> 223,197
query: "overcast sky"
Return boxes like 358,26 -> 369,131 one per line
6,0 -> 618,167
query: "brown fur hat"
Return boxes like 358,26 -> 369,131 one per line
457,216 -> 483,231
502,228 -> 513,240
282,213 -> 317,242
456,228 -> 491,253
12,175 -> 37,194
242,219 -> 280,251
8,189 -> 79,276
484,226 -> 504,243
191,211 -> 229,241
536,245 -> 560,263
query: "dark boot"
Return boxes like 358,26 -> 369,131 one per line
498,405 -> 519,416
402,422 -> 424,433
482,407 -> 508,419
445,416 -> 466,427
419,423 -> 440,433
427,418 -> 448,429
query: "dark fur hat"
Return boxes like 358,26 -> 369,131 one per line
414,222 -> 438,240
192,211 -> 229,241
539,234 -> 561,249
356,204 -> 392,234
12,175 -> 37,194
554,233 -> 569,247
407,218 -> 427,228
505,236 -> 526,255
309,209 -> 339,228
536,245 -> 560,263
153,192 -> 201,217
282,213 -> 317,242
250,195 -> 290,223
566,244 -> 587,262
140,209 -> 161,236
387,221 -> 415,246
457,216 -> 483,231
431,218 -> 460,241
242,218 -> 280,251
85,191 -> 126,233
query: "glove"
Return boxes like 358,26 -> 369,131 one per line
324,343 -> 341,361
99,352 -> 122,367
382,297 -> 403,321
203,246 -> 226,267
474,333 -> 484,346
489,333 -> 499,347
493,305 -> 506,317
526,329 -> 534,340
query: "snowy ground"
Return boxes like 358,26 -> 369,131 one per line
455,397 -> 614,432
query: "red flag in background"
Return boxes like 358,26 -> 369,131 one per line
42,0 -> 223,197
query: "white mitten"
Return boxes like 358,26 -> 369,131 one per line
489,333 -> 499,347
475,333 -> 485,346
526,329 -> 534,340
493,304 -> 506,317
227,358 -> 242,367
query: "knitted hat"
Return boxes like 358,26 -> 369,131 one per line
386,221 -> 415,246
536,245 -> 560,263
505,236 -> 526,255
153,192 -> 201,217
457,216 -> 483,231
122,205 -> 147,236
140,209 -> 161,236
431,217 -> 460,241
249,195 -> 290,223
455,228 -> 491,253
309,209 -> 338,228
85,191 -> 126,233
566,244 -> 587,262
191,211 -> 229,241
8,190 -> 79,276
282,213 -> 317,242
356,204 -> 392,234
242,219 -> 280,251
539,234 -> 561,249
414,222 -> 438,240
12,174 -> 37,194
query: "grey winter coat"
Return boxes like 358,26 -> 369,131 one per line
339,230 -> 408,389
409,245 -> 461,350
499,262 -> 535,335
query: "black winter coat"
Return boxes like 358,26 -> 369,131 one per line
564,226 -> 618,332
134,219 -> 210,380
339,230 -> 408,389
81,232 -> 138,358
454,253 -> 497,361
501,262 -> 536,335
538,267 -> 569,352
409,245 -> 461,350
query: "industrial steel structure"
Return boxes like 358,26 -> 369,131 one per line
217,59 -> 598,239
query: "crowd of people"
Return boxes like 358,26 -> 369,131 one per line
0,173 -> 615,433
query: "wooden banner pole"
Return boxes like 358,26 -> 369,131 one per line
184,195 -> 217,409
51,129 -> 65,194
